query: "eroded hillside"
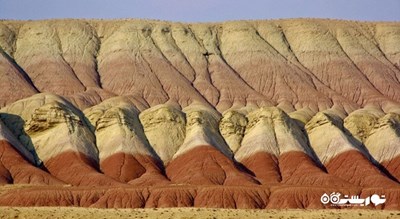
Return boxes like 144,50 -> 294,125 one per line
0,19 -> 399,209
0,19 -> 400,112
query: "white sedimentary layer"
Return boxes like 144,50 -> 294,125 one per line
236,107 -> 313,161
84,97 -> 155,161
364,113 -> 400,163
174,104 -> 232,159
139,104 -> 186,164
306,111 -> 364,164
0,93 -> 98,163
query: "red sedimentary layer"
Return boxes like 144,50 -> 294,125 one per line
381,155 -> 400,182
325,150 -> 399,187
146,187 -> 197,208
360,188 -> 400,210
1,185 -> 399,209
279,151 -> 353,187
0,140 -> 64,185
266,186 -> 361,209
166,146 -> 259,186
239,152 -> 281,185
100,152 -> 169,186
44,150 -> 123,186
0,161 -> 10,184
193,186 -> 269,209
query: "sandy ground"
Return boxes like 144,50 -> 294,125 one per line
0,207 -> 399,219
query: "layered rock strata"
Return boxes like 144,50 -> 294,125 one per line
0,19 -> 399,113
84,97 -> 169,185
0,18 -> 399,209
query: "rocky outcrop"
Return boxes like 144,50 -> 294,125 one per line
0,118 -> 63,185
235,107 -> 348,187
139,105 -> 186,165
306,111 -> 398,187
84,97 -> 169,185
0,94 -> 122,186
219,110 -> 248,153
0,95 -> 398,208
166,106 -> 258,186
363,113 -> 400,181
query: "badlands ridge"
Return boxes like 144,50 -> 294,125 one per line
0,19 -> 399,209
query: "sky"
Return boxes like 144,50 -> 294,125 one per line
0,0 -> 399,22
